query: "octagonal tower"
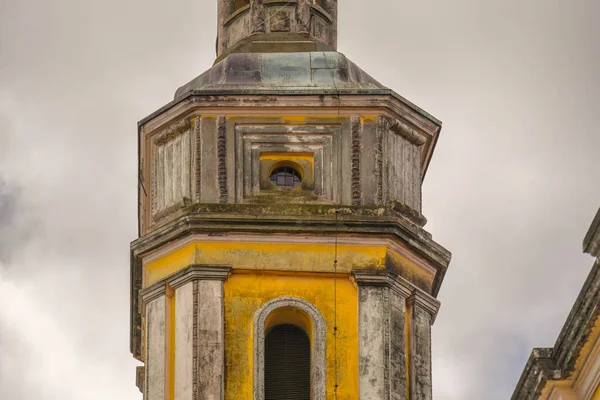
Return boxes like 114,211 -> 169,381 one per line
130,1 -> 451,399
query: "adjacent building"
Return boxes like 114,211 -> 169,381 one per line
513,208 -> 600,400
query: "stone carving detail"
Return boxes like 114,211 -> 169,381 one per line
153,118 -> 191,146
296,0 -> 312,33
192,280 -> 199,400
387,117 -> 426,146
375,116 -> 388,205
351,116 -> 362,206
253,297 -> 326,400
194,116 -> 202,202
271,10 -> 290,32
250,0 -> 266,34
382,285 -> 391,397
217,116 -> 228,203
152,118 -> 193,222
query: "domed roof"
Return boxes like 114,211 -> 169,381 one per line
174,52 -> 388,100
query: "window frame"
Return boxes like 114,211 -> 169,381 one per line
253,297 -> 327,400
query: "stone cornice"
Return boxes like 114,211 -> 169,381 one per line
168,264 -> 232,288
352,269 -> 389,287
352,269 -> 414,298
140,282 -> 167,304
132,212 -> 450,289
407,288 -> 441,323
134,205 -> 450,272
352,269 -> 440,323
140,264 -> 232,304
152,118 -> 191,145
386,117 -> 427,146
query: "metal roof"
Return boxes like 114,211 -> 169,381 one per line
175,52 -> 387,99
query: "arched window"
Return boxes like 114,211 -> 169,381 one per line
254,297 -> 326,400
264,324 -> 311,400
270,166 -> 302,189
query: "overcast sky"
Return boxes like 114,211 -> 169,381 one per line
0,0 -> 598,399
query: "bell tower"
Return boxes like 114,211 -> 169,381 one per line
130,1 -> 451,399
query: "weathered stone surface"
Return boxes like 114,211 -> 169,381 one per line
175,52 -> 385,98
354,270 -> 414,400
145,296 -> 166,400
409,302 -> 433,400
358,285 -> 388,399
216,0 -> 337,59
389,289 -> 407,400
174,282 -> 194,399
197,280 -> 225,399
138,266 -> 231,400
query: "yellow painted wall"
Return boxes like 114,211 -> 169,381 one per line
592,384 -> 600,400
223,271 -> 359,400
145,242 -> 386,286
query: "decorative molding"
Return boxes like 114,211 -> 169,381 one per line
153,118 -> 191,146
217,116 -> 228,203
390,200 -> 427,227
389,276 -> 415,299
250,0 -> 266,34
253,296 -> 326,400
135,365 -> 145,394
383,285 -> 391,397
168,264 -> 232,289
192,280 -> 199,400
375,116 -> 387,205
296,0 -> 312,33
140,282 -> 167,304
140,264 -> 231,306
407,288 -> 441,323
194,116 -> 202,202
352,269 -> 414,299
151,117 -> 193,221
352,269 -> 389,287
151,198 -> 192,223
351,115 -> 362,206
387,117 -> 427,146
142,235 -> 440,280
234,124 -> 340,202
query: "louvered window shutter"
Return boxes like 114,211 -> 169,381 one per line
264,324 -> 311,400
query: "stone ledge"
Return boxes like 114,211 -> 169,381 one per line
351,269 -> 440,321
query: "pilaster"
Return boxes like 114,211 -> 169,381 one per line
140,265 -> 231,400
353,270 -> 412,400
407,290 -> 440,400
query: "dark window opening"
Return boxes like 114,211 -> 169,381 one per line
265,324 -> 311,400
270,167 -> 302,189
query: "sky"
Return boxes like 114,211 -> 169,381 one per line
0,0 -> 598,399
